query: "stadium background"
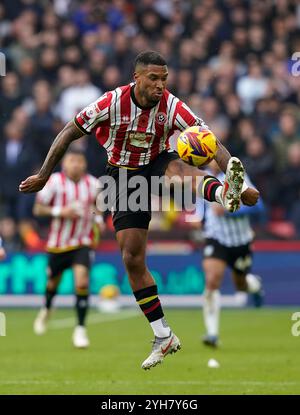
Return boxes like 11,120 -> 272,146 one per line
0,0 -> 300,306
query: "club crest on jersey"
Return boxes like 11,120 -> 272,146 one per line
156,112 -> 167,125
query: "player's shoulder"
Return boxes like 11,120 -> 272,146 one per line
49,172 -> 63,182
163,89 -> 182,107
85,174 -> 100,187
102,83 -> 132,105
111,83 -> 132,96
93,83 -> 137,107
39,172 -> 62,192
120,83 -> 132,93
94,84 -> 128,103
164,89 -> 175,101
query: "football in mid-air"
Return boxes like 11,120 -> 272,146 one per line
177,126 -> 217,167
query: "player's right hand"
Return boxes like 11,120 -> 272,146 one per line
241,187 -> 260,206
60,206 -> 82,220
212,203 -> 225,216
19,175 -> 48,193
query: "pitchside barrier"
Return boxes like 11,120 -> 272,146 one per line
0,241 -> 299,307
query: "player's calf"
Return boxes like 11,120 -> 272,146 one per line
75,286 -> 89,327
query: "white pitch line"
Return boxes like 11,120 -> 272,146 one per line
0,380 -> 299,387
49,309 -> 140,329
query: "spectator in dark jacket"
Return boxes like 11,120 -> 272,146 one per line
0,122 -> 38,220
242,135 -> 275,205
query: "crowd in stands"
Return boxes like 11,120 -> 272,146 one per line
0,0 -> 300,251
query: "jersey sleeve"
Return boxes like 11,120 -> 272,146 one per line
73,91 -> 112,134
173,101 -> 210,132
36,175 -> 57,205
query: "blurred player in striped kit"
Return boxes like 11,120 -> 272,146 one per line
33,149 -> 103,348
200,161 -> 264,347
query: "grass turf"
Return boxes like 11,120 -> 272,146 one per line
0,308 -> 299,395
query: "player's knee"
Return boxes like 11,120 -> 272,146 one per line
206,283 -> 220,291
47,279 -> 57,291
234,277 -> 247,291
75,275 -> 89,292
122,249 -> 144,274
75,282 -> 89,296
205,276 -> 220,291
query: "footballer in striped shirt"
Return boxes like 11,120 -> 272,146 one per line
200,162 -> 264,348
32,148 -> 103,349
20,50 -> 259,369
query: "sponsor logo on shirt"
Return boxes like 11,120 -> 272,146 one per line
127,132 -> 154,151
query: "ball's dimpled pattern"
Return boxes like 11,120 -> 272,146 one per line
177,126 -> 217,167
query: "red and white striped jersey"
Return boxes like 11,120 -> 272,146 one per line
36,172 -> 99,252
74,83 -> 208,168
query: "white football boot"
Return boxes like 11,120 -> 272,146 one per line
221,157 -> 245,213
141,332 -> 181,370
33,307 -> 51,335
72,325 -> 90,349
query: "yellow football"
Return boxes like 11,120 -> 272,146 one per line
177,126 -> 217,167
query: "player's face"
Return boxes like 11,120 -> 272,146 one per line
134,64 -> 168,106
62,154 -> 87,181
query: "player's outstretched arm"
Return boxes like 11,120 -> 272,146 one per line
214,139 -> 260,206
19,121 -> 84,193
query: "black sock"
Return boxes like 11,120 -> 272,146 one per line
45,289 -> 56,309
133,285 -> 164,323
75,289 -> 89,326
202,175 -> 222,202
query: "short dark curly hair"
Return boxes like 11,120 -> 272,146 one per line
134,51 -> 167,69
65,147 -> 86,158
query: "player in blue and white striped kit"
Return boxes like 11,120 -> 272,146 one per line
200,161 -> 265,347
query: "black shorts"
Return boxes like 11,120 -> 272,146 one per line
48,246 -> 92,278
203,238 -> 253,275
105,151 -> 179,232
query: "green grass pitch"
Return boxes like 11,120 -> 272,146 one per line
0,308 -> 299,395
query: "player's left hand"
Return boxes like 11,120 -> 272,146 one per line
19,175 -> 48,193
241,187 -> 260,206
